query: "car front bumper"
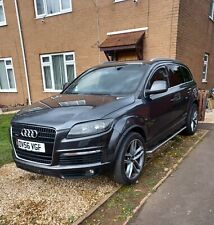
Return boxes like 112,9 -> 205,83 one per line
14,156 -> 109,178
11,124 -> 118,178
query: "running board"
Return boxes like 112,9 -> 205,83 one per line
146,127 -> 187,154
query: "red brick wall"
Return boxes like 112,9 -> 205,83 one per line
0,0 -> 181,106
0,0 -> 28,106
176,0 -> 214,89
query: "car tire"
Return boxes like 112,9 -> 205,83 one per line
113,132 -> 146,184
184,104 -> 198,135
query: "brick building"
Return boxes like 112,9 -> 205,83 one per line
0,0 -> 213,106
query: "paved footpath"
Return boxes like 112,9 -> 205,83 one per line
130,123 -> 214,225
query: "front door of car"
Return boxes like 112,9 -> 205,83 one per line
143,66 -> 175,148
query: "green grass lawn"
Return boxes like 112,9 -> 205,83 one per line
0,114 -> 14,166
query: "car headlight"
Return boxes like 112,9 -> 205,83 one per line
67,119 -> 113,138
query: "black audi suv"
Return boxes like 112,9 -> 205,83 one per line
11,59 -> 199,184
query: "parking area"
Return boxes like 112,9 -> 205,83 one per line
0,164 -> 119,225
0,111 -> 212,225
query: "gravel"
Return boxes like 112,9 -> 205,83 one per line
0,164 -> 119,225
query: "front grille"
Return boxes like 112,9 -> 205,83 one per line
59,152 -> 102,166
15,149 -> 52,164
12,123 -> 56,164
12,124 -> 56,142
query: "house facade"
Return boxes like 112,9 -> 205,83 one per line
0,0 -> 213,107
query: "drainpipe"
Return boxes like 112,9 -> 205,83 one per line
14,0 -> 32,105
92,0 -> 101,63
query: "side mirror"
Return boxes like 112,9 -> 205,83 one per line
145,80 -> 168,95
63,82 -> 70,90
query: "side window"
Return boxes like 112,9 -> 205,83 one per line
180,66 -> 192,83
34,0 -> 72,18
0,58 -> 17,92
209,0 -> 214,20
168,64 -> 191,87
41,52 -> 76,91
0,0 -> 6,26
147,67 -> 168,89
168,64 -> 183,87
202,53 -> 209,83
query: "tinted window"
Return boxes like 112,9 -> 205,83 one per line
180,66 -> 192,82
147,67 -> 168,89
64,64 -> 147,96
168,64 -> 192,87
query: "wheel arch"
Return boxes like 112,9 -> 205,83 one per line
113,125 -> 147,162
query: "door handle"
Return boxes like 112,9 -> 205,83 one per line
187,88 -> 192,94
170,93 -> 181,102
170,97 -> 178,102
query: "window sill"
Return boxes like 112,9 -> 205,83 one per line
35,10 -> 72,20
0,89 -> 17,93
0,22 -> 7,27
43,90 -> 62,93
114,0 -> 127,3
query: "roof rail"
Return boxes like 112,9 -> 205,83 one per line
150,58 -> 174,62
102,60 -> 144,64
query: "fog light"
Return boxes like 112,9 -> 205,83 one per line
89,169 -> 95,175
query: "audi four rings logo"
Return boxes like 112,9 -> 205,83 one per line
21,128 -> 38,138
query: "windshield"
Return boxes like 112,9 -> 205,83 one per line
63,64 -> 146,96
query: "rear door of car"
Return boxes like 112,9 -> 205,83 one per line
166,63 -> 193,129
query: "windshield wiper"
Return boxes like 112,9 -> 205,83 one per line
71,92 -> 114,96
86,92 -> 114,96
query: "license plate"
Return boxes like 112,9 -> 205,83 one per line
17,139 -> 45,153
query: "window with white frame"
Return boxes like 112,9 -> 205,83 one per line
202,53 -> 209,83
0,0 -> 6,26
41,52 -> 76,91
34,0 -> 72,18
209,0 -> 214,20
0,58 -> 17,92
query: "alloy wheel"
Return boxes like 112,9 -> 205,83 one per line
191,110 -> 198,132
124,139 -> 145,180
